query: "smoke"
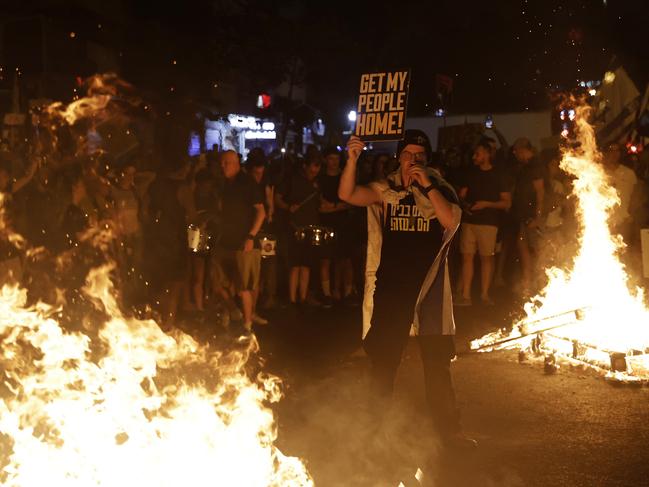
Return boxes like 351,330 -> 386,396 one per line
270,348 -> 541,486
274,361 -> 440,486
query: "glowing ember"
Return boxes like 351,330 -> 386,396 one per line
472,103 -> 649,379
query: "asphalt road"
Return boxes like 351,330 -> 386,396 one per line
251,302 -> 649,487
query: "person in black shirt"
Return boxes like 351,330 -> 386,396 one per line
511,138 -> 545,295
147,154 -> 193,327
215,150 -> 266,330
247,154 -> 276,313
318,146 -> 354,305
458,140 -> 511,305
0,153 -> 38,283
339,130 -> 476,450
275,154 -> 321,306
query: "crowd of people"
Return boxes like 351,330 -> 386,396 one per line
449,134 -> 647,305
0,124 -> 647,451
0,125 -> 647,332
0,135 -> 377,330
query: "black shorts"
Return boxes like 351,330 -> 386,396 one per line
320,213 -> 354,259
287,233 -> 318,267
147,236 -> 187,284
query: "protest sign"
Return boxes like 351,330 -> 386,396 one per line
354,70 -> 410,141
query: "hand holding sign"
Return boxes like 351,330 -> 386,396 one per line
346,136 -> 365,163
354,70 -> 410,141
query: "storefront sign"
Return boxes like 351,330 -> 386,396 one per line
244,130 -> 276,140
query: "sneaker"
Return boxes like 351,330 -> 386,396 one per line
320,295 -> 334,309
252,313 -> 269,325
454,296 -> 472,307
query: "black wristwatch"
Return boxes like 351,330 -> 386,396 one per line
421,182 -> 438,196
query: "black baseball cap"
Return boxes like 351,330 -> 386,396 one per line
396,129 -> 432,162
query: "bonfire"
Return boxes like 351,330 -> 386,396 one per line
472,104 -> 649,380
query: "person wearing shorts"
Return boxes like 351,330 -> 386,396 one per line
215,150 -> 266,330
458,140 -> 511,306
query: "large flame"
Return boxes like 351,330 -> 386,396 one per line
0,73 -> 312,485
472,104 -> 649,377
0,264 -> 312,486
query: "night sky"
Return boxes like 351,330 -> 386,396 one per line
4,0 -> 649,126
130,0 -> 649,119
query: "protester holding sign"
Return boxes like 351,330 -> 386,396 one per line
339,129 -> 477,449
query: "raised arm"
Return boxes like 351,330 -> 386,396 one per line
424,185 -> 457,230
408,165 -> 459,231
338,136 -> 381,207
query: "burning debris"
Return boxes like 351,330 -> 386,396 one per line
472,104 -> 649,382
45,73 -> 140,127
0,74 -> 313,486
0,264 -> 313,486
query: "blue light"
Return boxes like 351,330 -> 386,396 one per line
188,131 -> 201,157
